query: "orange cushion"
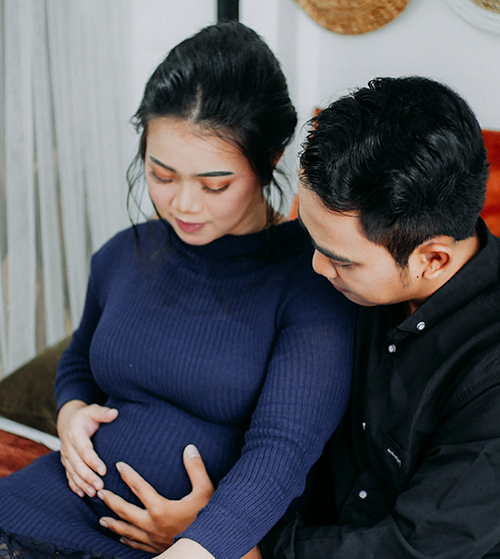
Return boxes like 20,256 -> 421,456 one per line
289,195 -> 299,220
481,130 -> 500,238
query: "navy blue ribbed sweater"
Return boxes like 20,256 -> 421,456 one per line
0,219 -> 355,559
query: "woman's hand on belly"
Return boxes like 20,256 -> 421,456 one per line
97,444 -> 214,554
57,400 -> 119,498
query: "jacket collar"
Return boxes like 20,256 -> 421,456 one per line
385,219 -> 500,342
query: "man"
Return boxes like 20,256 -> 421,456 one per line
259,76 -> 500,558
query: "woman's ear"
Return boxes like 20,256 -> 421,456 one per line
271,150 -> 284,169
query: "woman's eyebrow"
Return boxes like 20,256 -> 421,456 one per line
149,156 -> 233,178
149,155 -> 175,172
195,171 -> 234,177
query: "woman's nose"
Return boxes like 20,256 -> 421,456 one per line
171,183 -> 202,214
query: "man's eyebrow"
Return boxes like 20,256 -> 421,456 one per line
149,156 -> 233,177
313,242 -> 355,264
297,208 -> 355,264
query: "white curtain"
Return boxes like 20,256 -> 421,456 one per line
0,0 -> 132,378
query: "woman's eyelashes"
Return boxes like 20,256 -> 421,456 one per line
148,171 -> 231,194
203,183 -> 230,194
148,170 -> 174,184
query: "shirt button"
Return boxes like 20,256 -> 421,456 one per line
358,490 -> 368,499
416,321 -> 426,331
388,344 -> 396,353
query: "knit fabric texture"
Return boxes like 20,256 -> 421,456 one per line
0,219 -> 355,559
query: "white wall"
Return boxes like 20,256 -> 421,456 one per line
126,1 -> 217,215
241,0 -> 500,125
128,0 -> 500,205
129,0 -> 217,119
241,0 -> 500,188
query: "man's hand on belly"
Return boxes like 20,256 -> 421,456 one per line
98,444 -> 215,554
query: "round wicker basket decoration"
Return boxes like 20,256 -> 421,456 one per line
294,0 -> 413,35
469,0 -> 500,14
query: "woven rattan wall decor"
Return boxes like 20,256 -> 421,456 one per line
446,0 -> 500,33
469,0 -> 500,14
294,0 -> 413,35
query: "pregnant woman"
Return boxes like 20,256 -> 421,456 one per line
0,22 -> 355,559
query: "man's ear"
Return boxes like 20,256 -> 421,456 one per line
417,238 -> 453,280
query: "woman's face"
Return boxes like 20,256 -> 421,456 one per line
144,118 -> 267,246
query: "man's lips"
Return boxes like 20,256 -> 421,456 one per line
329,280 -> 348,293
175,219 -> 205,233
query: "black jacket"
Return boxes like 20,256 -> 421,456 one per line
262,220 -> 500,558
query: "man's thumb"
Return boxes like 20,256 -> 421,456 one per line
183,444 -> 215,496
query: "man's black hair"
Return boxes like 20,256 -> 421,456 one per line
300,76 -> 489,267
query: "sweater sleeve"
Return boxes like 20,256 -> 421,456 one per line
54,253 -> 109,410
179,267 -> 356,559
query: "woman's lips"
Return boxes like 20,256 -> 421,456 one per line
175,218 -> 205,233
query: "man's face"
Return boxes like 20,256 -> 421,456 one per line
298,183 -> 423,308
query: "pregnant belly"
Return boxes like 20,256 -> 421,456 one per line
92,399 -> 245,508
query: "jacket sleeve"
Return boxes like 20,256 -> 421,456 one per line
179,270 -> 356,559
261,366 -> 500,559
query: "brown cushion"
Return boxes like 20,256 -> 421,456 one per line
0,337 -> 71,436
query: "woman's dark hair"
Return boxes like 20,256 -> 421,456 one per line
127,21 -> 297,225
300,76 -> 489,268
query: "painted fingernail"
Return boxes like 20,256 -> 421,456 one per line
185,444 -> 200,458
77,489 -> 85,498
93,481 -> 102,490
97,491 -> 104,500
86,487 -> 94,497
115,462 -> 123,472
119,538 -> 127,545
99,519 -> 108,528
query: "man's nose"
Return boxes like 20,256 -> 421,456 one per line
312,250 -> 337,279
